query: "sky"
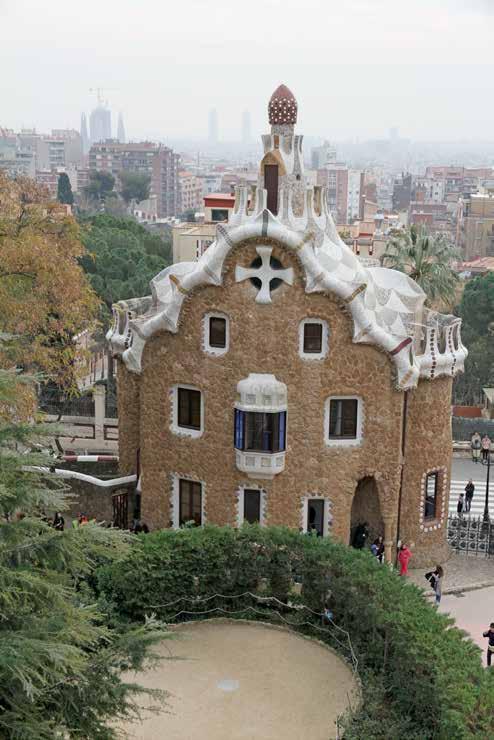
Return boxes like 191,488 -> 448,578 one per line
1,0 -> 493,143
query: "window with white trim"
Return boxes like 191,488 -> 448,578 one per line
179,479 -> 202,526
171,385 -> 204,438
324,396 -> 362,446
299,319 -> 329,359
424,472 -> 438,520
204,313 -> 229,355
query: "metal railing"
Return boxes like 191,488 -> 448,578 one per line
447,514 -> 494,557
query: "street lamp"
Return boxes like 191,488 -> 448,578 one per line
482,449 -> 492,523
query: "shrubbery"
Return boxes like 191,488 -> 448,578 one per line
99,526 -> 494,739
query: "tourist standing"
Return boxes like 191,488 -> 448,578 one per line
398,543 -> 412,576
457,493 -> 464,515
371,536 -> 385,563
481,434 -> 491,463
465,480 -> 475,513
471,432 -> 481,463
430,565 -> 444,606
53,512 -> 65,531
352,522 -> 369,550
482,623 -> 494,667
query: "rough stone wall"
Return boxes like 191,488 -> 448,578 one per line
400,377 -> 453,567
128,238 -> 452,563
117,362 -> 140,475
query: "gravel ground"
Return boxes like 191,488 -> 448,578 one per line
119,620 -> 357,740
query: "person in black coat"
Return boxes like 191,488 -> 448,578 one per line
465,480 -> 475,513
483,622 -> 494,667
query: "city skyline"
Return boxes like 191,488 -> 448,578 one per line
1,0 -> 493,142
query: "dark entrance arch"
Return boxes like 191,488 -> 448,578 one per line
350,476 -> 384,547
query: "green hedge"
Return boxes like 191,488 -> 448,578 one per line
98,526 -> 494,739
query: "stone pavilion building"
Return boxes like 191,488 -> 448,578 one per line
108,85 -> 467,565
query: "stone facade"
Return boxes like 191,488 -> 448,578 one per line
111,86 -> 466,565
117,236 -> 455,564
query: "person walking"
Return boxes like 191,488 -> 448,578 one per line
53,512 -> 65,531
430,565 -> 444,606
471,432 -> 482,463
398,543 -> 412,576
465,480 -> 475,513
482,623 -> 494,667
371,536 -> 385,563
481,434 -> 491,463
457,493 -> 464,515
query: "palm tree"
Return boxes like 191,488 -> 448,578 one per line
380,225 -> 460,305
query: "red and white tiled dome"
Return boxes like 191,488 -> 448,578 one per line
268,84 -> 298,125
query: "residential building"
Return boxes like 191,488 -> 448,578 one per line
88,141 -> 156,177
457,191 -> 494,259
179,171 -> 203,213
392,173 -> 412,212
203,193 -> 235,222
311,141 -> 337,170
152,146 -> 181,218
172,222 -> 217,262
109,85 -> 466,566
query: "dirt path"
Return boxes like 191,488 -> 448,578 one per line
120,620 -> 357,740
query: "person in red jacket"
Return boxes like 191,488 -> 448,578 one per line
398,543 -> 412,576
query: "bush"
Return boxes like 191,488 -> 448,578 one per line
99,526 -> 494,739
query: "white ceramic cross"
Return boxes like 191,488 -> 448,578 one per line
235,246 -> 294,304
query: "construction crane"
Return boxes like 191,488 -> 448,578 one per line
89,87 -> 118,107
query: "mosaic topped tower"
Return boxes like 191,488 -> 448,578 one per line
108,85 -> 466,566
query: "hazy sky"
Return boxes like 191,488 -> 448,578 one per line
1,0 -> 493,142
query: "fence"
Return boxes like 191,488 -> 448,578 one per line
38,394 -> 95,417
447,514 -> 494,557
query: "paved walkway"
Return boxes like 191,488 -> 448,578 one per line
119,621 -> 357,740
409,553 -> 494,595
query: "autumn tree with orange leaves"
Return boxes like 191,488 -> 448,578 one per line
0,173 -> 99,392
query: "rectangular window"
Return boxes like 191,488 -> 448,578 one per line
243,489 -> 261,524
328,399 -> 358,439
307,499 -> 325,536
243,411 -> 285,453
177,388 -> 201,430
424,472 -> 438,520
209,317 -> 226,348
303,323 -> 323,353
179,479 -> 202,526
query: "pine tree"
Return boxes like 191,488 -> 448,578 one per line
0,369 -> 163,738
57,172 -> 74,205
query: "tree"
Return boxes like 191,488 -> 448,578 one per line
453,272 -> 494,405
56,172 -> 74,206
79,214 -> 172,316
0,173 -> 99,391
381,225 -> 459,305
119,172 -> 151,205
0,369 -> 163,738
84,171 -> 116,204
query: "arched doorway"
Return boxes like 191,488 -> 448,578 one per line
350,477 -> 384,547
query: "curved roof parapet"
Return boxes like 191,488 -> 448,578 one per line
107,205 -> 467,388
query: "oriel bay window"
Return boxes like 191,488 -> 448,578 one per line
234,409 -> 286,453
235,373 -> 287,478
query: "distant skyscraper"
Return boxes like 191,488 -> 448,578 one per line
89,104 -> 112,144
241,110 -> 251,144
117,112 -> 126,143
80,112 -> 89,155
208,109 -> 219,145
